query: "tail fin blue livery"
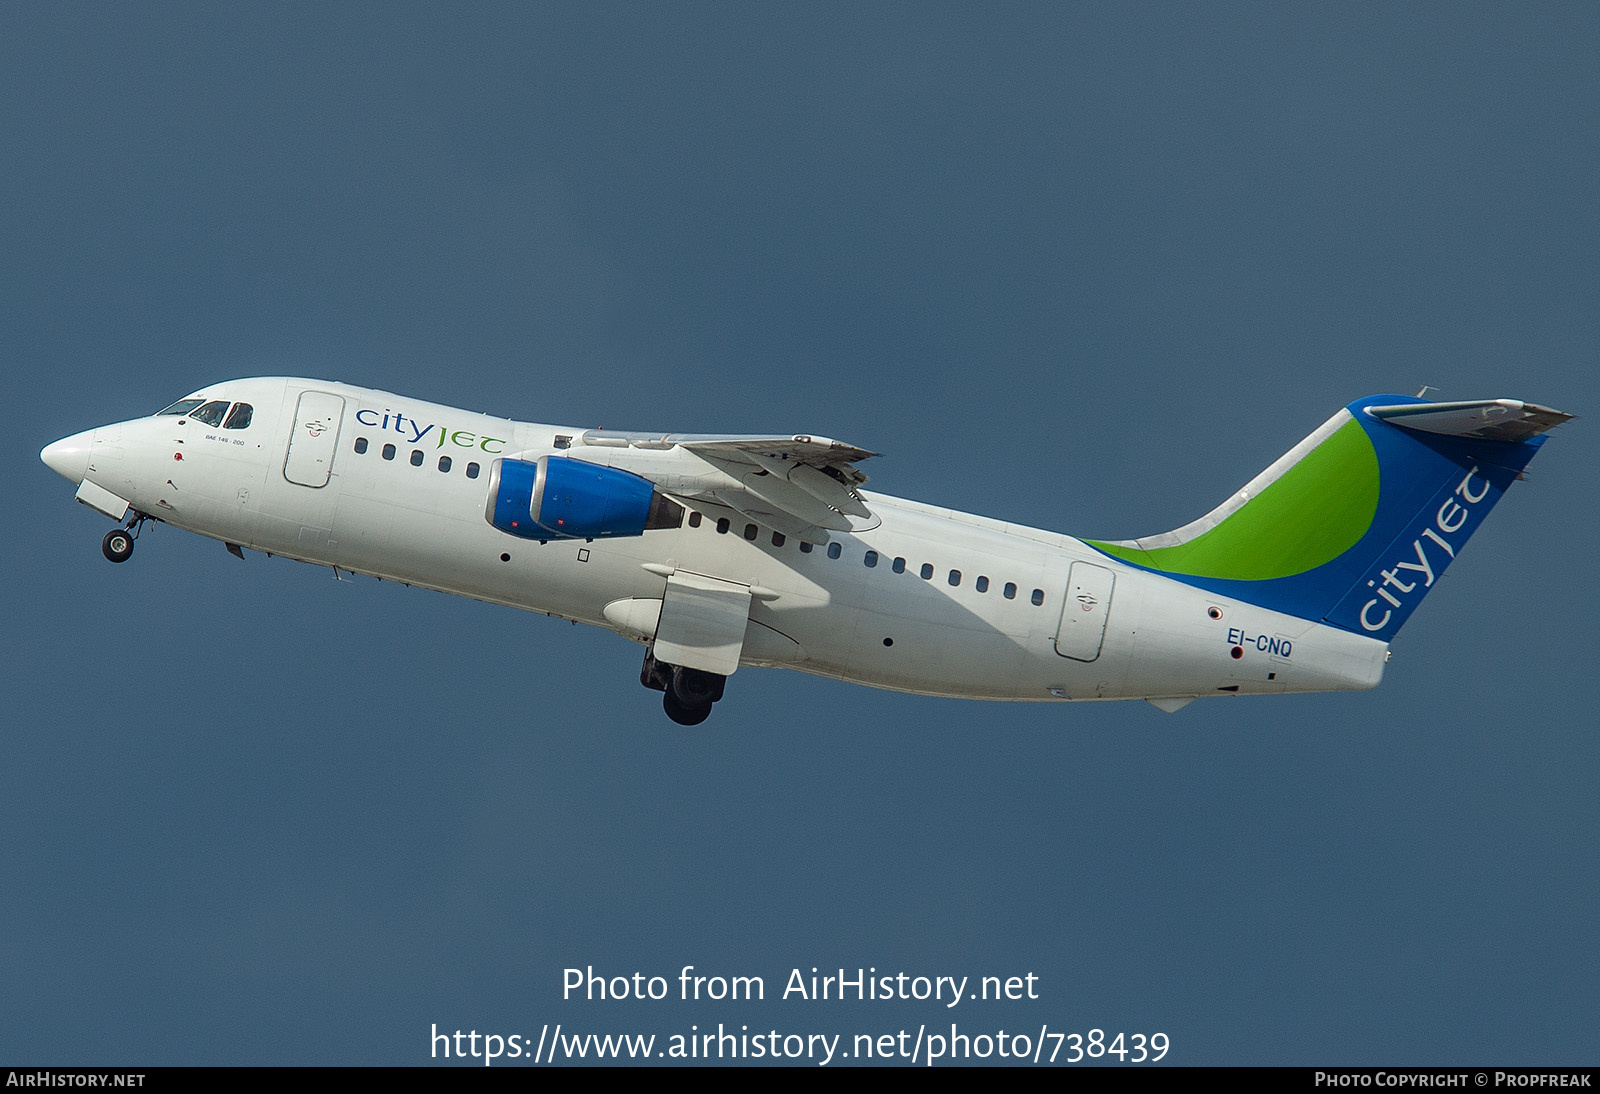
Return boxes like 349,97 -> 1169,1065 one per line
1086,395 -> 1572,642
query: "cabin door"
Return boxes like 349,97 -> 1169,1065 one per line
1055,562 -> 1115,662
284,391 -> 345,487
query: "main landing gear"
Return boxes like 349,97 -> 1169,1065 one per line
640,650 -> 728,726
101,512 -> 150,563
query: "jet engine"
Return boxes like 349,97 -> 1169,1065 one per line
485,456 -> 682,540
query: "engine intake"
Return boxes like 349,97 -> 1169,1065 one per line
485,456 -> 682,540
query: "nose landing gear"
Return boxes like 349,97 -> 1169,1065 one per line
101,513 -> 149,563
640,650 -> 728,725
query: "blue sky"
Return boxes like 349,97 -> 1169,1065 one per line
3,3 -> 1596,1065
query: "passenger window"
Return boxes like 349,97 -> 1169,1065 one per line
382,444 -> 396,460
976,576 -> 989,592
466,462 -> 480,479
156,398 -> 204,417
744,524 -> 757,541
716,518 -> 730,535
354,437 -> 368,454
1031,589 -> 1045,606
410,450 -> 424,466
688,511 -> 702,528
800,541 -> 813,554
189,400 -> 230,427
826,542 -> 841,559
1004,582 -> 1017,599
864,550 -> 878,568
948,570 -> 961,586
438,456 -> 452,472
771,532 -> 785,547
920,563 -> 933,580
892,557 -> 906,574
223,403 -> 254,429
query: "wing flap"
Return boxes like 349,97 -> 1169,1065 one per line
571,429 -> 878,541
579,430 -> 876,478
703,491 -> 834,541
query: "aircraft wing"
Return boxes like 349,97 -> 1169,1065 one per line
573,430 -> 879,541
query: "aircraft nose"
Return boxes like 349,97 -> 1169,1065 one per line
41,429 -> 95,485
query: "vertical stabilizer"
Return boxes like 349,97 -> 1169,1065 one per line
1086,396 -> 1571,641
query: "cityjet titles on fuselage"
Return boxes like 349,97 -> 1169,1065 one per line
1358,465 -> 1490,633
354,408 -> 506,453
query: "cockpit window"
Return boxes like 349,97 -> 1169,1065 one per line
223,402 -> 254,429
188,400 -> 231,427
157,398 -> 205,417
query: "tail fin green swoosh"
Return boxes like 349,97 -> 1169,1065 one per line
1085,396 -> 1571,641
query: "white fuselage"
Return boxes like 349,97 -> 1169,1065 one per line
57,378 -> 1387,706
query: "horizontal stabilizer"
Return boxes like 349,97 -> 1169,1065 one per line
1365,400 -> 1573,444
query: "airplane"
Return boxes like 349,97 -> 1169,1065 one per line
40,379 -> 1570,724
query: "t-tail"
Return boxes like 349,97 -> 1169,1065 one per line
1086,395 -> 1573,642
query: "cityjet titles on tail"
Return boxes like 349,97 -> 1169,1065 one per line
1353,465 -> 1486,634
40,378 -> 1570,724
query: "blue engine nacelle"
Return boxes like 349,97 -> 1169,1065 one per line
485,456 -> 681,540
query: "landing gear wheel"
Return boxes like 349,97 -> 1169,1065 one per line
663,689 -> 712,726
670,667 -> 726,707
102,527 -> 134,563
645,658 -> 727,725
